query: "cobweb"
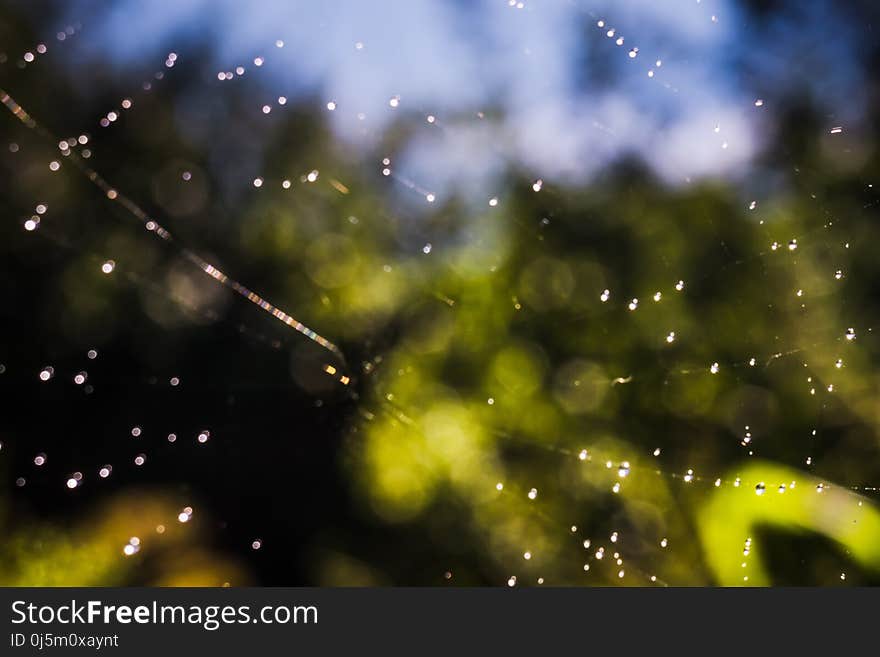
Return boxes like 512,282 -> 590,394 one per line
1,0 -> 879,586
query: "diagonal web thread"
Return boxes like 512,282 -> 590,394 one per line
0,87 -> 349,379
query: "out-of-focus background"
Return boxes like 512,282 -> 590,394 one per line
1,0 -> 880,586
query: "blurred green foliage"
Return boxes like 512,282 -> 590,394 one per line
1,7 -> 880,586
